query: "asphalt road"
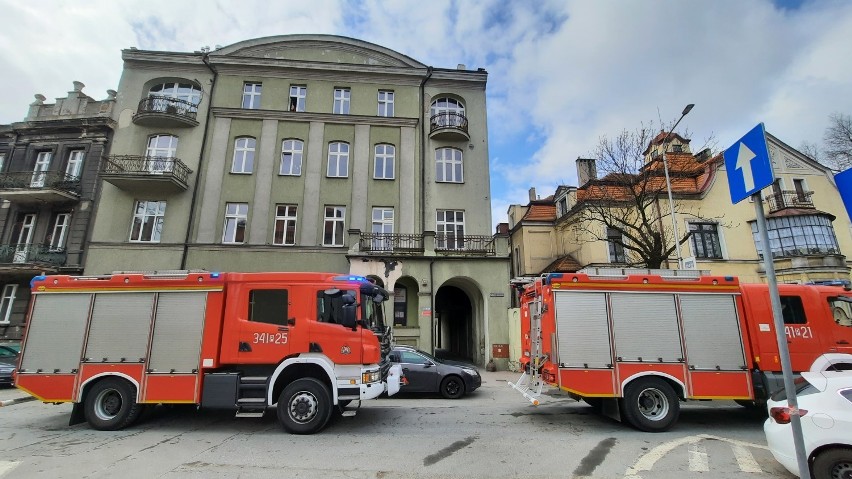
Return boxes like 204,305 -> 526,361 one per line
0,372 -> 795,478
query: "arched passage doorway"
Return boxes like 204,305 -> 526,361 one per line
434,282 -> 478,363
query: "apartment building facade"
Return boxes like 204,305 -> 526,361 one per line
87,35 -> 510,366
0,82 -> 115,340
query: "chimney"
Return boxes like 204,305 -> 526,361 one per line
528,187 -> 537,202
576,158 -> 597,186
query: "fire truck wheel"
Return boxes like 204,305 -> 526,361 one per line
440,376 -> 465,399
84,378 -> 142,431
812,447 -> 852,479
277,378 -> 333,434
621,377 -> 680,432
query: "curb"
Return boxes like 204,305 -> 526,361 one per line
0,396 -> 36,407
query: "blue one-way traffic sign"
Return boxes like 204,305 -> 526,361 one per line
724,123 -> 775,204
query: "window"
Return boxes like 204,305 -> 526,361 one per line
316,288 -> 356,324
752,215 -> 840,258
374,144 -> 395,179
323,206 -> 346,246
280,139 -> 304,176
393,286 -> 407,326
436,210 -> 465,249
333,88 -> 350,114
231,137 -> 255,174
371,207 -> 394,250
146,134 -> 178,173
399,350 -> 430,365
130,200 -> 166,242
793,178 -> 808,202
223,202 -> 248,244
242,83 -> 262,109
289,86 -> 306,112
556,198 -> 568,217
780,296 -> 807,325
607,227 -> 627,263
830,297 -> 852,327
0,153 -> 5,172
0,284 -> 17,325
378,90 -> 394,117
149,82 -> 201,106
689,222 -> 723,259
65,150 -> 84,179
47,213 -> 71,250
273,205 -> 298,246
327,142 -> 349,178
31,151 -> 51,187
435,148 -> 463,183
248,289 -> 289,326
430,97 -> 466,127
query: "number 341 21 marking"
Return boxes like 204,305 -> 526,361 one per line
253,332 -> 288,344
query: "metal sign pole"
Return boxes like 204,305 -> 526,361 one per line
753,192 -> 811,479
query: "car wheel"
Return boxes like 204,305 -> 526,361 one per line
620,377 -> 680,432
440,375 -> 465,399
84,377 -> 142,431
812,447 -> 852,479
277,378 -> 333,434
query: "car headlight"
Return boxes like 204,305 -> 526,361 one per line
362,369 -> 381,384
461,368 -> 478,376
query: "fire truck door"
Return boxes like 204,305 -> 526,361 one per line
827,295 -> 852,355
237,287 -> 292,364
779,295 -> 822,371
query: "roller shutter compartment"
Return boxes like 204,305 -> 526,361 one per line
85,293 -> 155,363
148,292 -> 208,373
679,294 -> 746,371
611,293 -> 683,362
20,294 -> 91,373
554,291 -> 612,368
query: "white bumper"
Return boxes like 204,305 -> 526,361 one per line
359,364 -> 402,400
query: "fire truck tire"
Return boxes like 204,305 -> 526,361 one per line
84,378 -> 142,431
812,447 -> 852,479
440,376 -> 465,399
621,377 -> 680,432
277,378 -> 333,434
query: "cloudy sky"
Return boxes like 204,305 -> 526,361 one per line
1,0 -> 851,228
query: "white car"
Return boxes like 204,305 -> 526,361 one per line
764,370 -> 852,478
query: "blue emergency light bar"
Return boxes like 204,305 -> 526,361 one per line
333,275 -> 367,283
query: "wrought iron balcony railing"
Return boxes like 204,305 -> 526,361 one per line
136,96 -> 198,120
0,171 -> 81,195
102,155 -> 191,185
767,190 -> 815,212
0,243 -> 67,267
358,233 -> 424,254
430,112 -> 469,135
436,234 -> 495,255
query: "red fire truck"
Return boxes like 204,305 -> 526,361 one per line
15,271 -> 402,435
510,271 -> 852,431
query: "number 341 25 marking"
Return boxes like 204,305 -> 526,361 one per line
253,332 -> 288,344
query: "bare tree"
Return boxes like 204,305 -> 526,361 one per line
563,124 -> 722,269
798,141 -> 822,164
823,112 -> 852,170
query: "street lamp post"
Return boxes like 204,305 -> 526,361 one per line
660,103 -> 694,269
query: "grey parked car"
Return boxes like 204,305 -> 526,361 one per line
0,345 -> 18,387
389,346 -> 481,399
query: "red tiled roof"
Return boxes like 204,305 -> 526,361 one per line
523,204 -> 556,221
541,255 -> 582,274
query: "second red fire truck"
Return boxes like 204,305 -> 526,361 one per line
510,271 -> 852,431
14,271 -> 402,434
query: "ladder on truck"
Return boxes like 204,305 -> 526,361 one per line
508,279 -> 546,405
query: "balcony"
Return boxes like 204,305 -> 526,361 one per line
435,234 -> 495,255
358,233 -> 424,255
0,171 -> 80,203
0,243 -> 67,272
101,155 -> 192,193
132,96 -> 199,128
767,190 -> 814,213
429,112 -> 469,141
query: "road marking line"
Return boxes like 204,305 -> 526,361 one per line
688,443 -> 709,472
732,444 -> 763,473
624,434 -> 768,478
0,461 -> 20,477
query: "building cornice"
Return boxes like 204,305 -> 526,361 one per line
212,108 -> 419,127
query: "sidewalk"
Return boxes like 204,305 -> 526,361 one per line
0,387 -> 35,407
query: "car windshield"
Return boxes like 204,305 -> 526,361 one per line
0,346 -> 17,359
770,376 -> 818,401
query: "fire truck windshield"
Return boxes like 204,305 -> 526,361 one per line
360,288 -> 388,332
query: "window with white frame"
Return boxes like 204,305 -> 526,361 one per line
690,222 -> 723,259
130,200 -> 166,242
333,88 -> 350,115
32,151 -> 52,187
327,142 -> 350,178
323,206 -> 346,246
0,284 -> 17,324
607,227 -> 627,263
149,82 -> 201,106
378,90 -> 394,117
65,150 -> 84,179
289,86 -> 306,112
371,207 -> 394,250
280,139 -> 304,176
223,203 -> 248,244
435,148 -> 463,183
430,97 -> 466,127
436,210 -> 465,249
374,144 -> 395,179
48,213 -> 71,250
146,134 -> 178,173
242,83 -> 262,109
231,137 -> 255,174
273,204 -> 298,246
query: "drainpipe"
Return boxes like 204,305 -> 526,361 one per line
180,51 -> 218,269
419,66 -> 433,233
429,259 -> 435,354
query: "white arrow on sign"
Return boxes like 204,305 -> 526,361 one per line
735,142 -> 756,191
